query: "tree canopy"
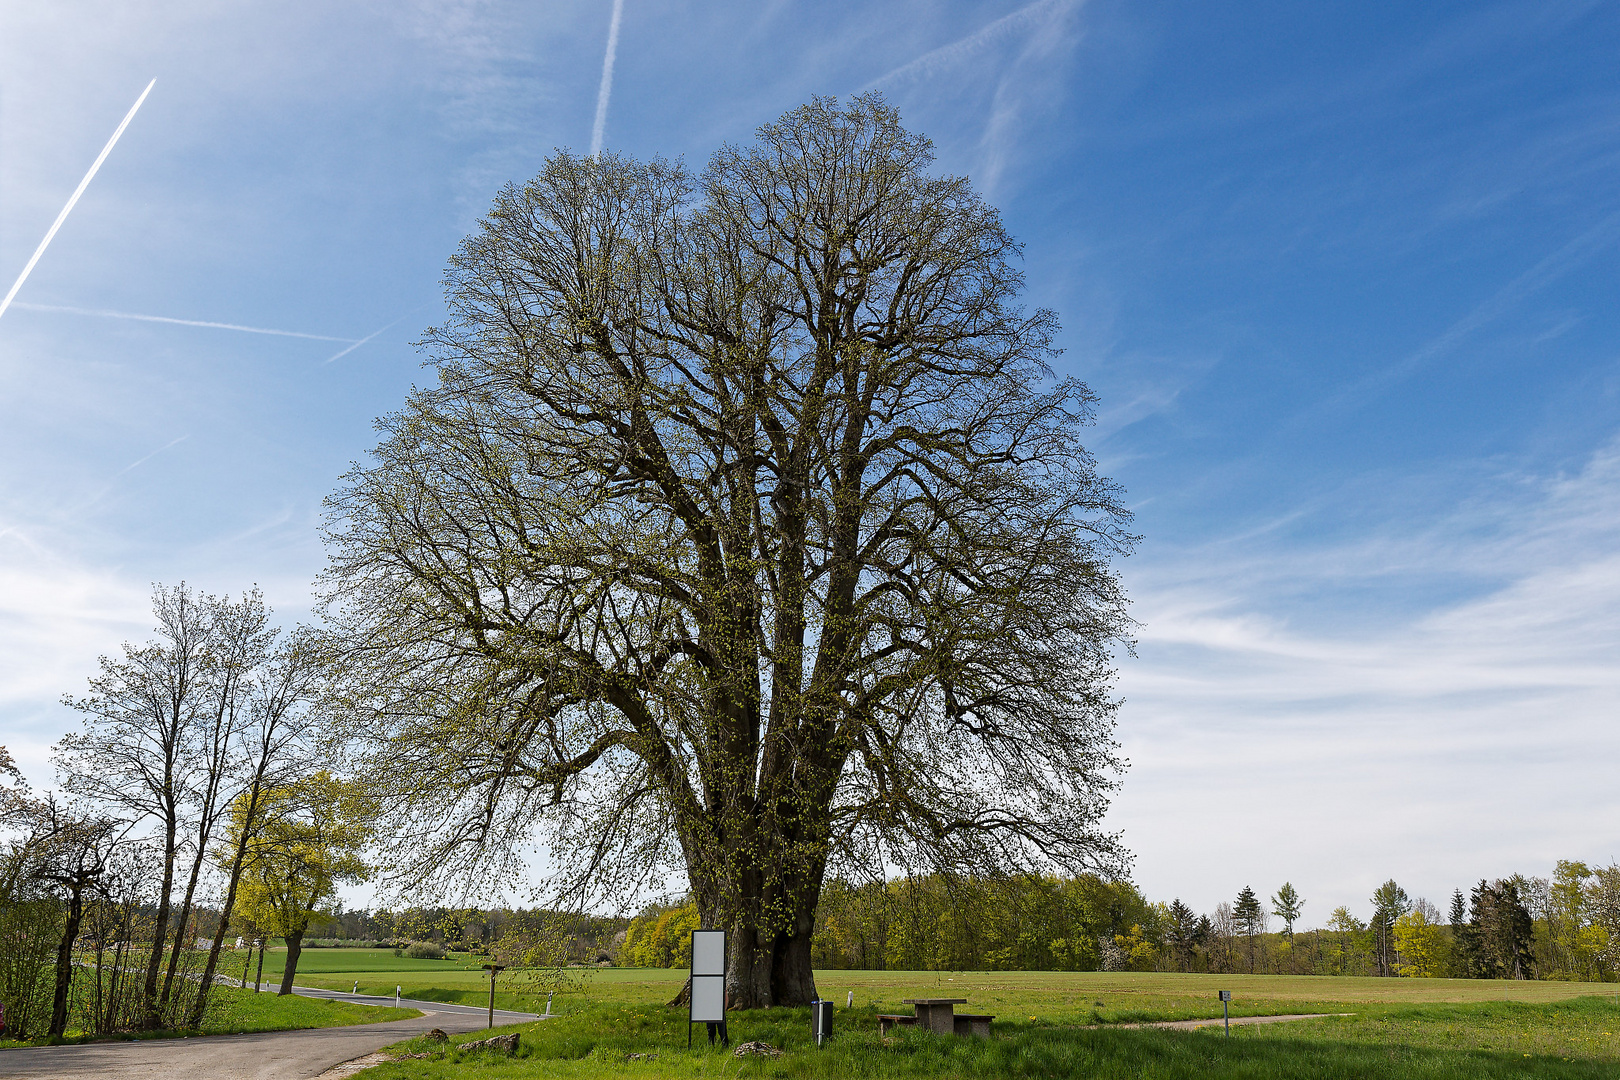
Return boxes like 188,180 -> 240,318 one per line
320,94 -> 1135,1006
229,772 -> 370,994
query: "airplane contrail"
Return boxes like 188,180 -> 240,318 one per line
324,312 -> 413,363
12,301 -> 357,342
0,79 -> 156,324
590,0 -> 626,157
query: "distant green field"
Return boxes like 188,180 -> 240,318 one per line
260,949 -> 1620,1025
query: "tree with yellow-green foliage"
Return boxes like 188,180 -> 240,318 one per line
621,901 -> 700,968
1393,902 -> 1447,977
229,772 -> 371,994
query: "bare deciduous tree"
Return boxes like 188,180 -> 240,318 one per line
321,95 -> 1134,1007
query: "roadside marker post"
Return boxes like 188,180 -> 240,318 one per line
1218,990 -> 1231,1036
483,964 -> 506,1029
396,985 -> 401,1007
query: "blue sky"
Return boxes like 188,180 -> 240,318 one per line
3,0 -> 1617,923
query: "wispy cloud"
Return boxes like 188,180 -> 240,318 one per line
12,302 -> 357,343
0,79 -> 154,323
590,0 -> 626,157
1115,438 -> 1620,917
858,0 -> 1079,92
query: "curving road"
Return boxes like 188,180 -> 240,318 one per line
0,989 -> 536,1079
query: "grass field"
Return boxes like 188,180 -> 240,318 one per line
0,985 -> 418,1047
251,951 -> 1620,1077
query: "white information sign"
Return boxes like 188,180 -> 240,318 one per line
691,974 -> 726,1023
692,929 -> 726,976
688,928 -> 729,1044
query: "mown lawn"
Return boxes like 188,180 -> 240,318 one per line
223,960 -> 1620,1079
345,994 -> 1620,1080
267,951 -> 1620,1024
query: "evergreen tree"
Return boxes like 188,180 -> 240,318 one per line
1448,888 -> 1479,978
1369,879 -> 1410,976
1471,879 -> 1535,979
1234,886 -> 1264,972
1167,899 -> 1197,972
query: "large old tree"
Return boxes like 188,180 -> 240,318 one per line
322,95 -> 1135,1007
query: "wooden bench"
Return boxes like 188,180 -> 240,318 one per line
877,1013 -> 918,1036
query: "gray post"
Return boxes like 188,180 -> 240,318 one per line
483,964 -> 506,1029
1218,990 -> 1231,1037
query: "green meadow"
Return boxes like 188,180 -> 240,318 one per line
0,985 -> 416,1048
250,951 -> 1620,1078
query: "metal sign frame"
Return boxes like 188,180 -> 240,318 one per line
688,928 -> 728,1048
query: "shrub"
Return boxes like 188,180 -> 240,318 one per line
404,941 -> 446,960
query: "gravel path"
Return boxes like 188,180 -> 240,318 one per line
0,990 -> 536,1079
1115,1012 -> 1353,1030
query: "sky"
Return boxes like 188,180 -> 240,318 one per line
2,0 -> 1618,926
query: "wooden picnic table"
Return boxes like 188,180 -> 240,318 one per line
878,997 -> 995,1038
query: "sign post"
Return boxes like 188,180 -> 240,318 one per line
688,929 -> 728,1048
483,964 -> 506,1029
1218,990 -> 1231,1036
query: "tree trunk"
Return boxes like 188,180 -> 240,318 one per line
254,941 -> 266,992
161,842 -> 209,1006
142,814 -> 179,1028
187,819 -> 256,1028
48,886 -> 87,1038
278,928 -> 304,995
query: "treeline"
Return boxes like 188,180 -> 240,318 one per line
303,905 -> 627,967
803,866 -> 1620,981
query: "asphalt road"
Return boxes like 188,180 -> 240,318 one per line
0,989 -> 537,1079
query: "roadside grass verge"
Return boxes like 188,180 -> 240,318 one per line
0,987 -> 419,1047
350,996 -> 1620,1080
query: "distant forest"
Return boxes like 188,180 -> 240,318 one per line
618,862 -> 1619,982
216,860 -> 1620,983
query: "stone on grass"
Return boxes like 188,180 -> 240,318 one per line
460,1032 -> 520,1055
733,1041 -> 783,1058
423,1028 -> 449,1042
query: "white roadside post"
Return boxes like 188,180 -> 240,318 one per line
396,985 -> 401,1007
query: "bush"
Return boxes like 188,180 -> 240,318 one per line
403,941 -> 446,960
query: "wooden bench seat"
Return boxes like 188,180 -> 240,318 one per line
953,1013 -> 995,1038
877,1014 -> 918,1035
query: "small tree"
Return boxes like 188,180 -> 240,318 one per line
1326,906 -> 1367,976
1392,900 -> 1445,978
1270,882 -> 1303,973
24,799 -> 121,1037
231,773 -> 370,994
1165,898 -> 1197,972
1448,888 -> 1477,977
1369,879 -> 1410,976
1233,886 -> 1263,972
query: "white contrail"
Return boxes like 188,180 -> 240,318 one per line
859,0 -> 1076,92
589,0 -> 626,157
113,434 -> 189,478
12,302 -> 356,342
324,312 -> 413,364
0,79 -> 156,324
